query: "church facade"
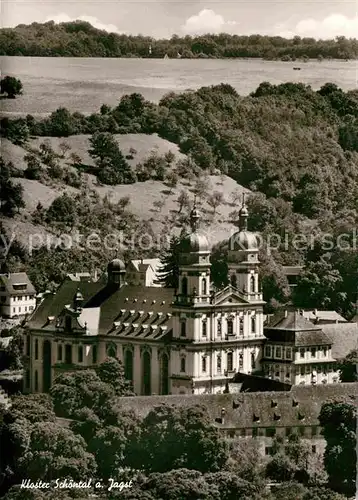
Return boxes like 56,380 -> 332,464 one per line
24,202 -> 266,395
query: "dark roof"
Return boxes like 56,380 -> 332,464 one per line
321,323 -> 358,359
117,383 -> 358,429
232,373 -> 292,392
0,273 -> 36,296
26,279 -> 176,340
264,311 -> 331,347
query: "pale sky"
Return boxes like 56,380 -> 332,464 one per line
2,0 -> 357,39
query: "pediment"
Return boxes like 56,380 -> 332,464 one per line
212,286 -> 250,306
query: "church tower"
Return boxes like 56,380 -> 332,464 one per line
176,201 -> 211,304
227,197 -> 262,303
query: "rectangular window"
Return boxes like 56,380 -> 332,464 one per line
239,317 -> 244,336
265,346 -> 271,357
265,447 -> 273,456
312,445 -> 316,453
266,428 -> 276,437
92,345 -> 97,364
202,321 -> 207,337
323,347 -> 327,357
217,355 -> 222,373
227,319 -> 233,335
286,348 -> 292,359
65,344 -> 72,364
311,347 -> 316,358
78,346 -> 83,363
202,356 -> 207,373
25,306 -> 27,312
57,344 -> 63,361
251,317 -> 256,334
285,427 -> 292,437
217,320 -> 222,336
300,365 -> 305,375
180,321 -> 186,337
252,428 -> 258,437
18,307 -> 21,313
29,306 -> 33,311
227,352 -> 233,372
26,336 -> 30,356
300,348 -> 305,358
275,347 -> 282,358
13,307 -> 15,313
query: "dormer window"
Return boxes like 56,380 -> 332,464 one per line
253,413 -> 260,422
271,400 -> 278,408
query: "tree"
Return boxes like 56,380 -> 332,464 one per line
0,159 -> 25,217
58,141 -> 71,157
156,235 -> 182,288
336,349 -> 358,382
265,454 -> 296,482
194,177 -> 210,201
207,191 -> 224,215
130,404 -> 229,473
319,400 -> 357,495
95,357 -> 134,396
176,190 -> 190,214
1,77 -> 23,98
45,193 -> 77,228
24,154 -> 43,180
2,119 -> 29,145
165,171 -> 178,194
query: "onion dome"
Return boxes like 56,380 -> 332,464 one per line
107,258 -> 126,273
180,200 -> 209,254
228,196 -> 259,252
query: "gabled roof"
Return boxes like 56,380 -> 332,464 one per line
0,273 -> 36,296
266,311 -> 321,332
130,259 -> 161,273
321,323 -> 358,359
301,310 -> 347,324
26,279 -> 175,340
212,285 -> 263,307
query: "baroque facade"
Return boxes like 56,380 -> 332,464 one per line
24,202 -> 265,395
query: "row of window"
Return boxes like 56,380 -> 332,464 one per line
32,339 -> 98,365
201,351 -> 256,373
230,274 -> 257,293
227,425 -> 320,439
265,345 -> 329,360
12,295 -> 35,301
180,317 -> 257,338
298,346 -> 328,359
13,305 -> 34,314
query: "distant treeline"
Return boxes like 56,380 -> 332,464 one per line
0,21 -> 357,59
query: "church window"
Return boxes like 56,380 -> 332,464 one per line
78,346 -> 83,363
34,370 -> 38,392
227,319 -> 234,335
217,355 -> 222,373
57,344 -> 63,361
202,320 -> 207,337
92,345 -> 98,364
250,275 -> 256,293
201,278 -> 207,295
25,370 -> 30,388
181,277 -> 188,295
180,356 -> 186,373
202,356 -> 207,372
180,321 -> 186,337
227,351 -> 233,372
26,335 -> 30,356
34,339 -> 39,360
107,344 -> 116,358
217,319 -> 222,336
251,317 -> 256,334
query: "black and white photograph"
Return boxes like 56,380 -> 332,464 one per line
0,1 -> 357,498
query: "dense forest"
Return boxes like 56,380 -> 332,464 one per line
1,80 -> 358,316
0,21 -> 357,59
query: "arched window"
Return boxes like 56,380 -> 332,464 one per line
180,321 -> 186,337
251,316 -> 256,334
238,351 -> 244,370
107,344 -> 117,358
34,339 -> 39,360
34,370 -> 38,391
26,335 -> 30,356
180,356 -> 186,373
78,345 -> 83,363
124,350 -> 134,384
250,275 -> 256,293
142,351 -> 151,395
160,353 -> 169,395
181,276 -> 188,295
201,278 -> 207,295
92,345 -> 98,364
230,274 -> 237,287
217,319 -> 222,336
239,317 -> 244,336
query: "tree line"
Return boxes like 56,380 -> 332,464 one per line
0,21 -> 357,59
